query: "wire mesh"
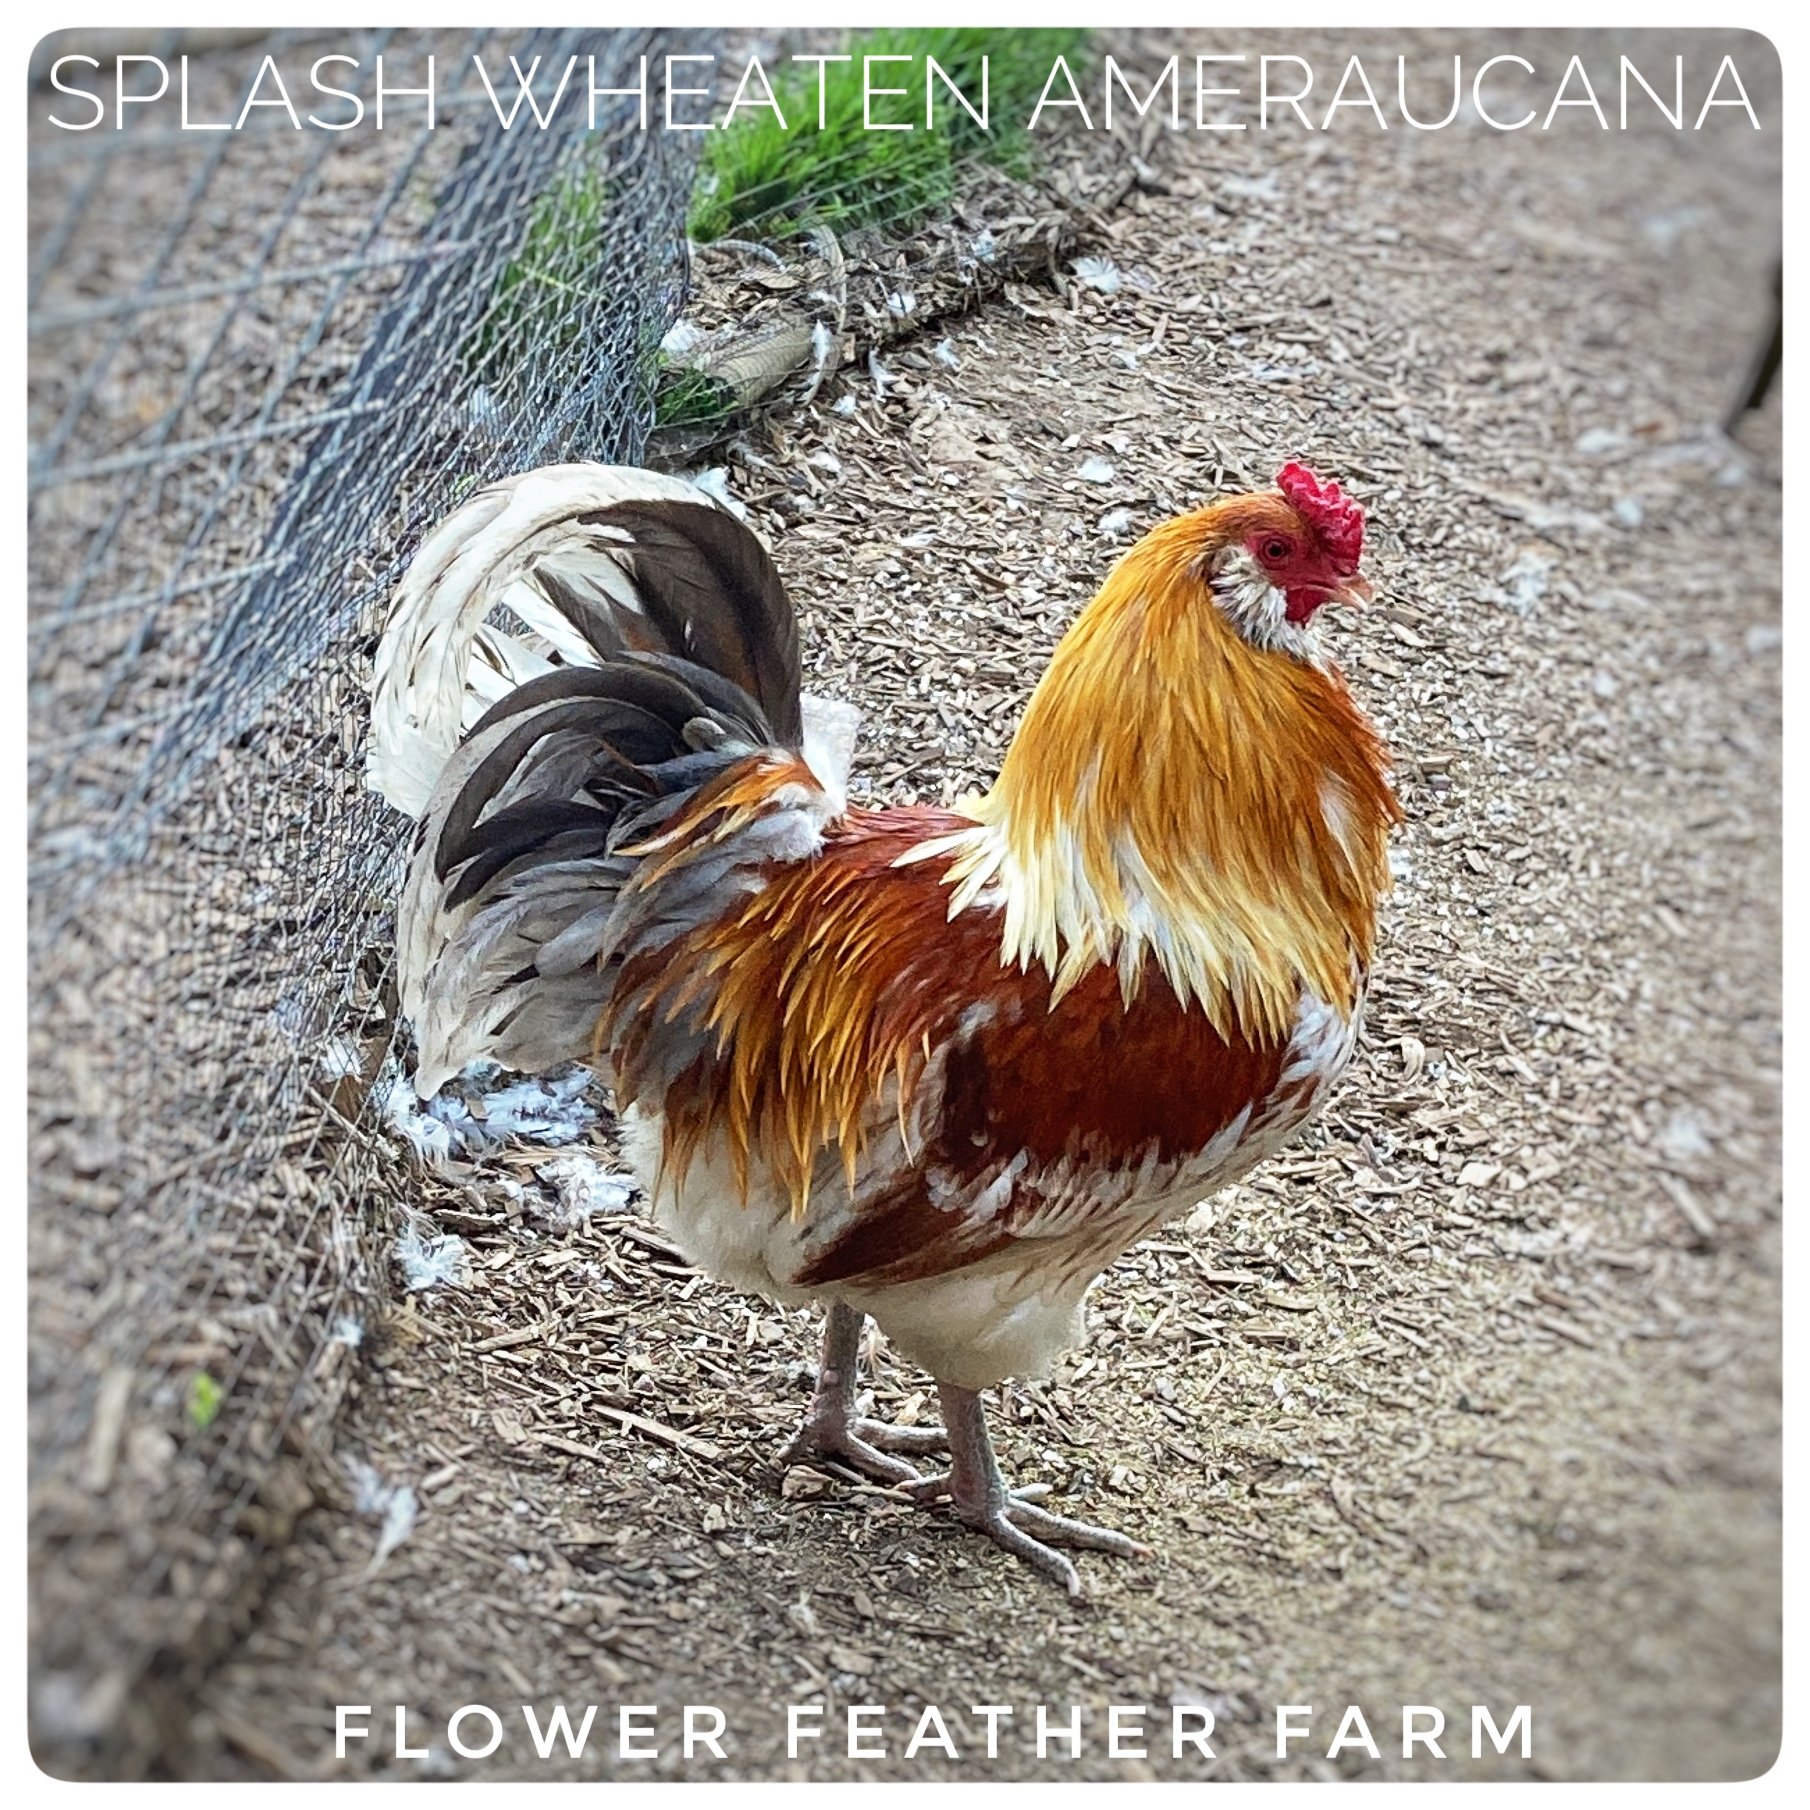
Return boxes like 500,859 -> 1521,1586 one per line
26,26 -> 698,1774
26,24 -> 1119,1775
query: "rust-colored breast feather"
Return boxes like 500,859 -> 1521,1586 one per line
611,806 -> 1293,1287
933,961 -> 1288,1178
795,937 -> 1290,1291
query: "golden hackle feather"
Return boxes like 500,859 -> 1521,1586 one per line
919,496 -> 1399,1043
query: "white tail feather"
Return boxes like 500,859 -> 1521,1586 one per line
369,461 -> 862,819
367,463 -> 706,819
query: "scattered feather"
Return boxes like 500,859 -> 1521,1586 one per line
382,1074 -> 461,1167
1638,203 -> 1708,250
345,1455 -> 391,1516
1073,255 -> 1122,295
1575,426 -> 1628,457
466,1072 -> 596,1142
1656,1110 -> 1713,1162
689,466 -> 750,521
660,318 -> 706,358
345,1455 -> 419,1573
1498,550 -> 1553,613
394,1220 -> 472,1292
384,1064 -> 598,1169
374,1489 -> 419,1568
535,1153 -> 635,1227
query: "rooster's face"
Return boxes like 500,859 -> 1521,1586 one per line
1203,463 -> 1372,658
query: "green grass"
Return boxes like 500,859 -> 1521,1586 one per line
689,28 -> 1092,244
652,359 -> 739,428
466,29 -> 1092,434
187,1371 -> 223,1432
466,158 -> 612,388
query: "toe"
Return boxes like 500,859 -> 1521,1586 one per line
1005,1498 -> 1149,1559
837,1437 -> 923,1486
781,1423 -> 925,1488
904,1470 -> 954,1505
852,1419 -> 950,1456
977,1512 -> 1084,1597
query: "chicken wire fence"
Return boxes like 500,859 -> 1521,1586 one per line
27,23 -> 1123,1773
26,25 -> 698,1772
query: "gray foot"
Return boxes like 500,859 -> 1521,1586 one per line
782,1303 -> 948,1485
915,1385 -> 1151,1596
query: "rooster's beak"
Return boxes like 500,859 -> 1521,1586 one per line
1328,575 -> 1373,609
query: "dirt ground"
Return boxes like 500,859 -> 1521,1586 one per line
193,30 -> 1781,1782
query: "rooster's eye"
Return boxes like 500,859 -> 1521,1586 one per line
1262,538 -> 1290,563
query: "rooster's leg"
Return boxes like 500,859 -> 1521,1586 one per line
781,1302 -> 950,1484
913,1383 -> 1149,1597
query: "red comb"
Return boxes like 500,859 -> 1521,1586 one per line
1276,462 -> 1364,571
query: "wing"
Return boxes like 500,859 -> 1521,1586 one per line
607,808 -> 1295,1288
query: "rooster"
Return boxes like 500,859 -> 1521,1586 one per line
368,460 -> 1398,1594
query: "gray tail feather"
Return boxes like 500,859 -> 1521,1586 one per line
396,650 -> 786,1097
